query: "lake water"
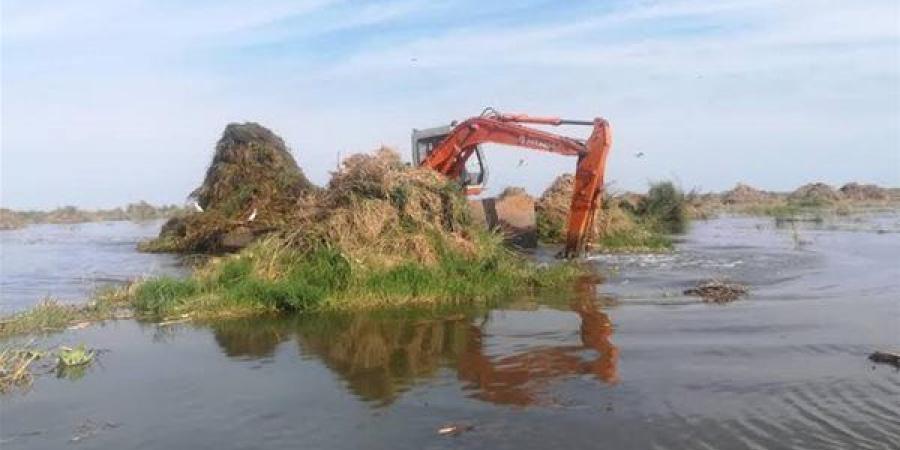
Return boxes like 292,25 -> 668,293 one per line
0,220 -> 186,313
1,214 -> 898,449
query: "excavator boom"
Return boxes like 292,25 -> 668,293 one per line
414,109 -> 612,258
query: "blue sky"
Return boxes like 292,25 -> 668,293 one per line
2,0 -> 898,209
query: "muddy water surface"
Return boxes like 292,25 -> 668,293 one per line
1,214 -> 898,449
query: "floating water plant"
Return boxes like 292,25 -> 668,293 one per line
57,344 -> 94,367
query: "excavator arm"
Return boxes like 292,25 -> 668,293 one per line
419,111 -> 612,258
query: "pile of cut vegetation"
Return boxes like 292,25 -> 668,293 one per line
141,122 -> 318,253
788,182 -> 842,206
536,175 -> 683,252
0,209 -> 26,230
722,183 -> 774,204
489,187 -> 538,248
118,130 -> 579,320
43,206 -> 93,224
838,182 -> 888,201
285,147 -> 475,266
535,174 -> 580,243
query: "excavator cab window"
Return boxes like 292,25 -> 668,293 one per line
462,147 -> 487,191
412,126 -> 488,192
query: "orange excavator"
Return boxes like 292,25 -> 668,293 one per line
412,108 -> 612,258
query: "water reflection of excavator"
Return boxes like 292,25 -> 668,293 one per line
412,108 -> 612,258
211,280 -> 618,407
456,278 -> 618,406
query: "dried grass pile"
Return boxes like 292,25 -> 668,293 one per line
44,206 -> 93,224
535,174 -> 635,245
142,123 -> 478,265
0,209 -> 26,230
286,147 -> 475,266
143,123 -> 318,253
536,175 -> 581,243
788,183 -> 842,206
498,186 -> 530,199
193,123 -> 315,213
838,182 -> 888,201
722,183 -> 774,204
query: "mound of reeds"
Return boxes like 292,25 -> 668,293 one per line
536,176 -> 683,252
722,183 -> 775,205
192,122 -> 316,212
535,175 -> 579,243
124,143 -> 583,318
839,182 -> 888,201
0,209 -> 26,230
141,122 -> 318,253
788,183 -> 842,207
285,147 -> 475,266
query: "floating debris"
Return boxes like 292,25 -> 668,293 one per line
67,322 -> 91,331
157,316 -> 191,327
684,280 -> 749,303
437,423 -> 474,436
70,419 -> 120,443
0,346 -> 44,393
57,344 -> 94,367
869,351 -> 900,368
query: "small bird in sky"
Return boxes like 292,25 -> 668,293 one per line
634,152 -> 645,158
517,158 -> 526,167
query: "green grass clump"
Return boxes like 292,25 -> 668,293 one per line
132,278 -> 201,317
0,301 -> 79,335
344,234 -> 578,307
124,232 -> 581,319
637,181 -> 688,234
536,212 -> 566,243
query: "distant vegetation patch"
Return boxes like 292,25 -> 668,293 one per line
0,202 -> 186,230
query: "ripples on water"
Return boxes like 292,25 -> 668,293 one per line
1,214 -> 898,449
0,221 -> 185,312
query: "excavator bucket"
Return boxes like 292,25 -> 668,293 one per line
412,126 -> 537,248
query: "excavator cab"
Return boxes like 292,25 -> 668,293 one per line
412,125 -> 488,194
